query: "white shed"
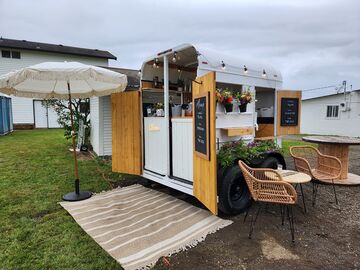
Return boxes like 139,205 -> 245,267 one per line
0,37 -> 116,129
301,88 -> 360,137
89,67 -> 140,157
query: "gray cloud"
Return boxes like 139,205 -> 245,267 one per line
0,0 -> 359,90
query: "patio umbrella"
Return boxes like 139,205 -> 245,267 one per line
0,61 -> 127,201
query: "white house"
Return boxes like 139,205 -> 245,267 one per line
301,88 -> 360,137
90,67 -> 140,157
0,37 -> 116,129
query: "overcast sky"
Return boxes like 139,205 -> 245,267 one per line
0,0 -> 359,91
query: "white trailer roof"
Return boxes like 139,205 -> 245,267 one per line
142,43 -> 283,84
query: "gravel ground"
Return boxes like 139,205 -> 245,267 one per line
150,145 -> 360,270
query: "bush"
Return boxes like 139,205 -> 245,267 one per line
217,139 -> 282,168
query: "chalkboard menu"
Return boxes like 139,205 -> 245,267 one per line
194,93 -> 210,160
281,98 -> 299,126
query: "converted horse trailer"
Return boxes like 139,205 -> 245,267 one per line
111,44 -> 301,215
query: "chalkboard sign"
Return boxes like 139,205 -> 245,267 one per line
281,98 -> 299,126
194,93 -> 210,160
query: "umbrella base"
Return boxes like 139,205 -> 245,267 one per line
63,191 -> 92,201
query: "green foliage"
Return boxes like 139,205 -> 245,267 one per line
42,99 -> 91,145
217,139 -> 282,168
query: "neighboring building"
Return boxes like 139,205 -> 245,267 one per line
0,37 -> 116,129
90,67 -> 140,157
301,88 -> 360,137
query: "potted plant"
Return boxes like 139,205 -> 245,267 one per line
216,88 -> 234,113
155,102 -> 164,116
236,88 -> 252,112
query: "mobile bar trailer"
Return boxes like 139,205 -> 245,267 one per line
111,44 -> 301,215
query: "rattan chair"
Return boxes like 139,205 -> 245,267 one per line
289,145 -> 342,206
239,160 -> 298,242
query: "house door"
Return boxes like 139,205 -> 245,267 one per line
34,100 -> 48,128
111,91 -> 142,175
192,71 -> 218,215
34,100 -> 60,128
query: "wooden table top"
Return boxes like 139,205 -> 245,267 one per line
265,170 -> 312,184
302,136 -> 360,145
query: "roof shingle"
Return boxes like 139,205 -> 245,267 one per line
0,37 -> 117,60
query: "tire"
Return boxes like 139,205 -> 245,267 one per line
218,165 -> 252,215
259,156 -> 280,169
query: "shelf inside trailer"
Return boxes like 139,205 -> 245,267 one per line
216,111 -> 252,115
142,87 -> 190,94
220,127 -> 254,137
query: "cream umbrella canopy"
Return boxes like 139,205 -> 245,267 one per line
0,62 -> 127,201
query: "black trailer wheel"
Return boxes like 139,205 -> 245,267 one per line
259,156 -> 280,169
218,165 -> 252,215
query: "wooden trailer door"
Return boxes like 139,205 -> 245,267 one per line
276,90 -> 302,136
112,91 -> 142,175
192,71 -> 218,215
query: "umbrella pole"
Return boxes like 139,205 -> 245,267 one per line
62,81 -> 92,201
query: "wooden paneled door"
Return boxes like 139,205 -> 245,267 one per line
112,91 -> 142,175
276,90 -> 302,136
192,71 -> 218,215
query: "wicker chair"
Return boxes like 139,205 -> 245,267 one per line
239,160 -> 298,242
289,145 -> 342,206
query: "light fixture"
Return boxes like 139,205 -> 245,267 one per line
244,65 -> 248,74
177,67 -> 181,73
262,69 -> 267,77
172,51 -> 178,63
221,61 -> 226,70
153,58 -> 159,68
138,69 -> 141,76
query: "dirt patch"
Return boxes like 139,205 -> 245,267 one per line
151,146 -> 360,270
76,151 -> 93,161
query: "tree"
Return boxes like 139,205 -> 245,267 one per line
42,99 -> 91,145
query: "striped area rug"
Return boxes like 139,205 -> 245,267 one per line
60,184 -> 232,270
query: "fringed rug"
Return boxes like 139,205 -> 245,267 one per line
60,184 -> 232,270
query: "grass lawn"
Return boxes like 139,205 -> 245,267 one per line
0,129 -> 313,270
0,129 -> 124,270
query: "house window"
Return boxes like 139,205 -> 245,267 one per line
326,105 -> 339,118
1,50 -> 21,59
1,50 -> 11,58
11,51 -> 21,59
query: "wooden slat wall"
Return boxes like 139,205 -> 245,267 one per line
192,72 -> 218,215
256,124 -> 274,138
276,90 -> 302,136
112,91 -> 142,175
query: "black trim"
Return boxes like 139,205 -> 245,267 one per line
169,175 -> 193,186
143,168 -> 166,177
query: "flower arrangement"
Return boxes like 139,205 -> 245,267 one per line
235,88 -> 253,105
155,102 -> 164,110
216,88 -> 234,112
235,87 -> 253,112
155,102 -> 164,116
217,139 -> 282,168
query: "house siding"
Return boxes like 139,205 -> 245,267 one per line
102,95 -> 112,156
90,97 -> 101,155
301,91 -> 360,137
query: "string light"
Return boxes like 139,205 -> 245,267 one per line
172,51 -> 178,63
262,69 -> 267,77
221,61 -> 226,70
244,65 -> 248,74
153,58 -> 159,68
177,67 -> 181,73
138,69 -> 141,76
